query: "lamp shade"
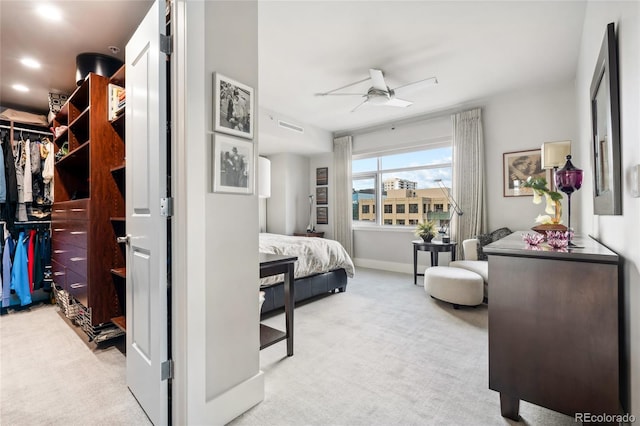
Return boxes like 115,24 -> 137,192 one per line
258,156 -> 271,198
541,140 -> 571,169
555,155 -> 583,194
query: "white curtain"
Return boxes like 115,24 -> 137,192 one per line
451,108 -> 486,257
333,136 -> 353,256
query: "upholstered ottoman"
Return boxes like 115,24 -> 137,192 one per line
424,266 -> 484,308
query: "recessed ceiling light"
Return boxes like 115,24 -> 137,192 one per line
12,84 -> 30,92
36,4 -> 63,22
21,58 -> 41,69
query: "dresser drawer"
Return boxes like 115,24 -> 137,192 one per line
51,259 -> 67,291
52,240 -> 87,279
52,199 -> 90,221
52,220 -> 88,249
65,268 -> 88,307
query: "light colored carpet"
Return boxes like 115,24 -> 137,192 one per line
231,267 -> 575,426
0,303 -> 151,426
1,268 -> 576,425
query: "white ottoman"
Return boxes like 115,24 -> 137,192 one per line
424,266 -> 484,308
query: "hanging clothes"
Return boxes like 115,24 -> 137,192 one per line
3,134 -> 18,226
14,138 -> 27,222
10,231 -> 31,306
41,139 -> 54,204
1,231 -> 11,308
0,135 -> 6,203
28,228 -> 36,293
23,138 -> 33,204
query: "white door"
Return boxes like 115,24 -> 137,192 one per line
125,1 -> 169,424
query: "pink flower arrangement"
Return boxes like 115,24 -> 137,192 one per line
545,230 -> 573,249
522,232 -> 545,246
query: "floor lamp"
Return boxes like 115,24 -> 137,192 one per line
435,179 -> 463,243
258,157 -> 271,232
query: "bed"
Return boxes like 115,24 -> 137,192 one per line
259,233 -> 355,315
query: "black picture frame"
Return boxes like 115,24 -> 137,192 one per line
316,187 -> 328,205
316,207 -> 328,225
590,22 -> 622,215
316,167 -> 328,186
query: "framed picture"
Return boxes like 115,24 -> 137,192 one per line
316,167 -> 328,186
503,149 -> 551,197
316,187 -> 328,205
316,206 -> 328,225
212,134 -> 254,194
214,73 -> 254,139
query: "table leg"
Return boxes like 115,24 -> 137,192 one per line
499,393 -> 520,420
284,263 -> 295,356
451,246 -> 456,262
413,245 -> 418,285
432,252 -> 438,266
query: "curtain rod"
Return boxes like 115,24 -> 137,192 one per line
0,124 -> 51,136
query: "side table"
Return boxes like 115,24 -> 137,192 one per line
412,240 -> 457,285
293,231 -> 324,238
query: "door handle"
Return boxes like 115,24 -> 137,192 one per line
117,234 -> 131,245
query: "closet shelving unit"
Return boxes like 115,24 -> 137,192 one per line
107,65 -> 127,333
51,72 -> 125,341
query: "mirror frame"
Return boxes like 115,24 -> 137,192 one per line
590,22 -> 622,215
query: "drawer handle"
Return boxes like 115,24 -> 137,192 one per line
53,228 -> 67,232
70,231 -> 86,235
54,250 -> 67,254
71,209 -> 86,212
70,257 -> 86,262
70,283 -> 86,289
54,272 -> 65,276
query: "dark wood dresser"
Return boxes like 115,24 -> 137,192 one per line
483,232 -> 620,420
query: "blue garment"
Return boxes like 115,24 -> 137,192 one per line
10,232 -> 31,306
1,236 -> 11,308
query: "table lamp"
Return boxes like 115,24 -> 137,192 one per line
555,155 -> 583,247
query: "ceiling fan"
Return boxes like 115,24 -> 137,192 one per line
315,68 -> 438,112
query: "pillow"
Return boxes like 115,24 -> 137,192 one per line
476,227 -> 512,260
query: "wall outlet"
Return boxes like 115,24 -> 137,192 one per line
632,164 -> 640,198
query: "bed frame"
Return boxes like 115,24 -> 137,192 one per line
260,268 -> 348,315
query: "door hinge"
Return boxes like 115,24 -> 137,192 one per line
161,359 -> 173,381
160,197 -> 174,217
160,34 -> 172,55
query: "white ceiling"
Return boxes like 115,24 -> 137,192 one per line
1,1 -> 587,142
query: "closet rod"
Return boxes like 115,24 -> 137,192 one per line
0,124 -> 52,136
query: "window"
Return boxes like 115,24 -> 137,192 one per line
352,144 -> 452,228
434,204 -> 444,212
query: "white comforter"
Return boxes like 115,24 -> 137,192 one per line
259,233 -> 355,286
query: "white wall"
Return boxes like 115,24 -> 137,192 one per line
267,153 -> 310,235
177,1 -> 263,424
483,82 -> 578,232
575,1 -> 640,415
259,106 -> 332,155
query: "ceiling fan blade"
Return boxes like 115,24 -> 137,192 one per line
315,76 -> 371,96
384,98 -> 413,108
393,76 -> 438,95
369,69 -> 388,91
314,93 -> 367,96
350,98 -> 368,113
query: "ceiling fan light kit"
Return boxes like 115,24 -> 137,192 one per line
316,68 -> 437,112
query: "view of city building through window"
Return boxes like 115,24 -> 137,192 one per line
352,145 -> 453,231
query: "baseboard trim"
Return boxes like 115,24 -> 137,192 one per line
354,258 -> 429,275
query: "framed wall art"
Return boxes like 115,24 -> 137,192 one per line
214,73 -> 254,139
316,167 -> 328,186
503,149 -> 551,197
316,187 -> 328,205
212,134 -> 254,195
316,206 -> 328,225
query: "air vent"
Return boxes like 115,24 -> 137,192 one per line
278,120 -> 304,134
